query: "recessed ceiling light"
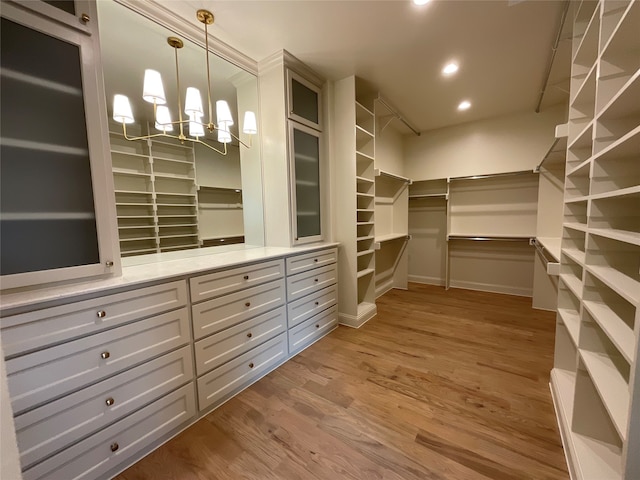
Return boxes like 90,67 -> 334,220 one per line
442,62 -> 459,76
413,0 -> 430,5
457,100 -> 471,111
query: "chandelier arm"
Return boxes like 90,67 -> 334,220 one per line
173,45 -> 186,139
122,123 -> 174,141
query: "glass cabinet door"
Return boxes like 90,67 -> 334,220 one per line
287,69 -> 322,131
0,3 -> 117,288
289,122 -> 322,243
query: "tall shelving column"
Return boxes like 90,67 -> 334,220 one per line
550,1 -> 640,478
149,139 -> 200,253
109,132 -> 158,257
334,76 -> 378,327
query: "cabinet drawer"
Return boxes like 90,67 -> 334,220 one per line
192,279 -> 285,340
190,259 -> 284,303
286,263 -> 337,302
1,280 -> 187,357
22,384 -> 196,480
15,346 -> 193,469
195,307 -> 286,376
7,308 -> 190,414
289,305 -> 338,355
197,333 -> 287,412
286,248 -> 337,275
287,284 -> 337,328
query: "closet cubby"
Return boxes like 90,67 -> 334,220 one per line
567,120 -> 593,157
409,179 -> 448,199
557,284 -> 581,345
197,187 -> 243,245
563,200 -> 588,230
572,6 -> 601,75
570,64 -> 597,123
565,161 -> 591,199
590,128 -> 640,194
555,321 -> 579,374
582,271 -> 636,363
571,365 -> 623,479
589,191 -> 640,241
594,72 -> 640,152
560,254 -> 584,296
598,1 -> 631,52
585,233 -> 640,304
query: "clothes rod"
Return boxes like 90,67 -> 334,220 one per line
448,235 -> 533,242
449,169 -> 536,182
376,95 -> 421,137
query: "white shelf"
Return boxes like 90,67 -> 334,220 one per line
374,233 -> 409,243
551,367 -> 576,422
118,225 -> 155,230
154,173 -> 195,181
589,228 -> 640,247
356,268 -> 375,279
583,300 -> 635,364
114,189 -> 152,195
356,249 -> 375,257
587,265 -> 640,306
572,433 -> 622,480
560,273 -> 583,298
151,156 -> 194,165
112,169 -> 151,178
408,193 -> 447,199
564,222 -> 589,233
537,237 -> 562,261
355,125 -> 374,141
580,350 -> 629,441
158,223 -> 198,228
590,185 -> 640,200
355,100 -> 374,117
155,192 -> 196,197
357,192 -> 374,199
374,168 -> 411,184
110,150 -> 149,160
563,247 -> 586,266
558,309 -> 580,346
158,233 -> 199,240
357,235 -> 374,242
1,212 -> 96,221
356,221 -> 374,226
356,176 -> 374,184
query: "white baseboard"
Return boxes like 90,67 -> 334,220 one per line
339,304 -> 376,329
449,280 -> 532,297
408,274 -> 445,286
375,280 -> 393,299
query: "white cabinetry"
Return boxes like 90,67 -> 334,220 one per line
550,1 -> 639,478
0,1 -> 119,288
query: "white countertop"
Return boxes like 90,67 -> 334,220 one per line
0,243 -> 338,314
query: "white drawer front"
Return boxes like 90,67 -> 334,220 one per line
190,259 -> 284,303
7,308 -> 190,414
286,248 -> 337,275
286,263 -> 337,302
195,306 -> 286,376
192,279 -> 285,340
287,284 -> 337,329
197,333 -> 287,412
289,305 -> 338,355
1,280 -> 187,357
15,346 -> 193,469
22,384 -> 196,480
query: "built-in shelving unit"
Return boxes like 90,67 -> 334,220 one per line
551,2 -> 639,479
110,133 -> 200,256
334,76 -> 378,326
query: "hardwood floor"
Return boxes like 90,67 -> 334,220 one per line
115,284 -> 568,480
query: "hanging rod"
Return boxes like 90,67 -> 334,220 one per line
449,169 -> 537,182
531,238 -> 560,275
535,0 -> 571,113
448,235 -> 533,242
376,94 -> 421,137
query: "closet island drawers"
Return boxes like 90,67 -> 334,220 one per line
22,384 -> 196,480
286,248 -> 338,275
15,346 -> 193,469
286,263 -> 338,302
289,305 -> 338,355
197,333 -> 287,411
1,280 -> 187,357
6,307 -> 190,414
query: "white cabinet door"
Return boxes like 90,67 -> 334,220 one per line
0,1 -> 118,289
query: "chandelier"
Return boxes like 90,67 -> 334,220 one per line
111,9 -> 257,155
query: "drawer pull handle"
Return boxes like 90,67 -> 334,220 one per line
100,351 -> 110,359
105,397 -> 115,406
110,442 -> 119,452
249,362 -> 254,369
245,302 -> 251,307
314,259 -> 318,263
97,310 -> 106,318
315,301 -> 319,306
247,332 -> 253,338
243,275 -> 249,280
316,324 -> 320,328
81,13 -> 90,23
314,278 -> 319,282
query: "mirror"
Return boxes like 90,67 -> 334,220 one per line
97,0 -> 263,263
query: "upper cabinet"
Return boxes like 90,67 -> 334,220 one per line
0,1 -> 119,289
287,69 -> 323,131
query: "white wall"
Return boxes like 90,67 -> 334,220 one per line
375,121 -> 404,176
195,144 -> 242,190
404,105 -> 565,180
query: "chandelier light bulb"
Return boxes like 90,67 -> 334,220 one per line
113,94 -> 134,124
185,87 -> 204,117
216,100 -> 234,126
243,111 -> 257,134
142,69 -> 166,104
155,105 -> 173,131
188,113 -> 205,137
217,125 -> 232,144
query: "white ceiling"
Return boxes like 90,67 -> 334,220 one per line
154,0 -> 569,133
